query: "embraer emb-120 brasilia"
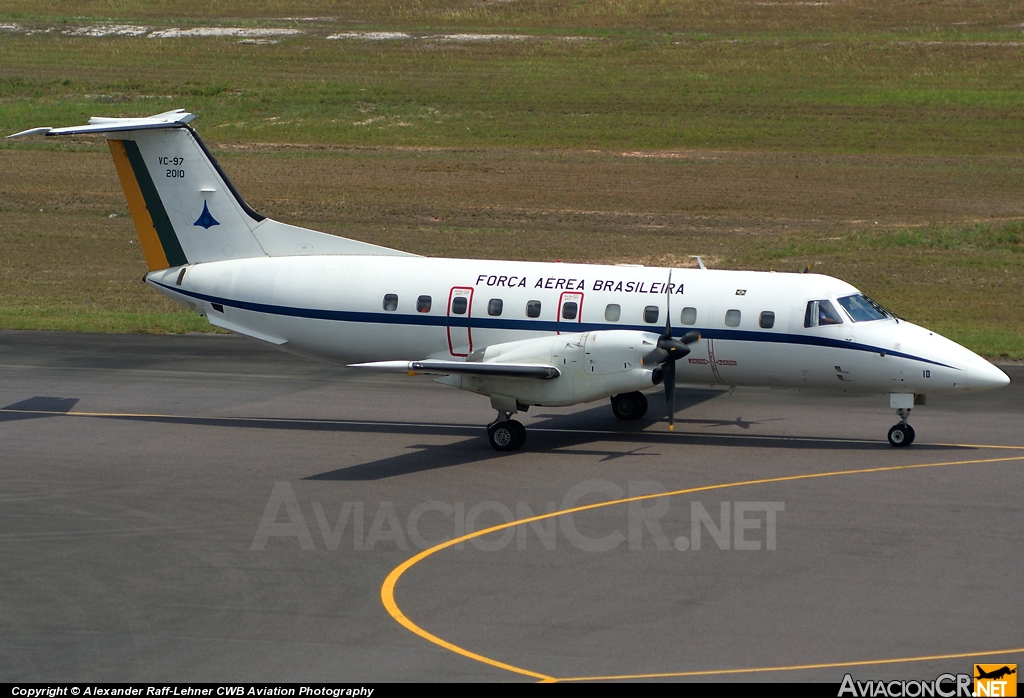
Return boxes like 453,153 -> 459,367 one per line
10,110 -> 1010,451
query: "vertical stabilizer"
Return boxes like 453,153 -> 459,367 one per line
7,110 -> 417,270
107,127 -> 268,270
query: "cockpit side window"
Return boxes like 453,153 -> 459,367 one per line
804,299 -> 843,328
837,294 -> 889,322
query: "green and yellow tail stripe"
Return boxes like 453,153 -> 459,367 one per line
108,139 -> 188,271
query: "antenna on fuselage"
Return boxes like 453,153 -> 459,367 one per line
690,256 -> 707,270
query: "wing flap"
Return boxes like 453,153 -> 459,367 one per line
350,360 -> 559,380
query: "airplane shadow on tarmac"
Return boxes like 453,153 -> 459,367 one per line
0,396 -> 80,422
0,391 -> 968,481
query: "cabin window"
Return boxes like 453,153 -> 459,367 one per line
416,295 -> 431,313
383,294 -> 398,312
451,297 -> 468,315
605,304 -> 621,322
759,311 -> 775,329
562,302 -> 578,320
644,306 -> 660,324
488,298 -> 503,316
725,309 -> 741,327
526,300 -> 542,318
804,300 -> 843,327
681,307 -> 697,325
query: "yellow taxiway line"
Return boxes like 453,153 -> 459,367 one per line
555,647 -> 1024,682
381,453 -> 1024,682
4,407 -> 1022,678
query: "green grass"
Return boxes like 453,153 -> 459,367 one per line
733,222 -> 1024,357
1,2 -> 1023,355
0,308 -> 213,333
2,26 -> 1024,155
743,222 -> 1024,259
2,0 -> 1023,37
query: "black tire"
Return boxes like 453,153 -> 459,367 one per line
509,420 -> 526,449
611,392 -> 648,421
887,423 -> 914,448
488,420 -> 525,451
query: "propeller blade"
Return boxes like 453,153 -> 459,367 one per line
664,358 -> 676,430
663,269 -> 680,430
663,270 -> 673,340
663,268 -> 671,339
643,346 -> 667,366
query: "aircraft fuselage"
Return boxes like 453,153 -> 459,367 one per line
146,255 -> 1007,396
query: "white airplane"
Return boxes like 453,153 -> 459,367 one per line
9,110 -> 1011,451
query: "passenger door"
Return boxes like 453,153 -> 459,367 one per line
557,291 -> 583,334
447,286 -> 474,356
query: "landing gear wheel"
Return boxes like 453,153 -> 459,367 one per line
509,420 -> 526,449
611,392 -> 648,421
488,419 -> 526,452
887,423 -> 915,448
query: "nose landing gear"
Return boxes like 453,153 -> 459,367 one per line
887,407 -> 916,447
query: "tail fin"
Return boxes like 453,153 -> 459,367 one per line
8,109 -> 414,271
105,124 -> 268,269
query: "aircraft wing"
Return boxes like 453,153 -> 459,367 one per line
349,360 -> 560,380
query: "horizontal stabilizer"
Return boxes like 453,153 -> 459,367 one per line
350,360 -> 560,380
7,110 -> 196,138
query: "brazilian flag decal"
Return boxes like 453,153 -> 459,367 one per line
108,139 -> 188,271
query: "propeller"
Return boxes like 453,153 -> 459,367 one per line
643,271 -> 701,430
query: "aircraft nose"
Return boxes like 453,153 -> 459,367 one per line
965,358 -> 1011,391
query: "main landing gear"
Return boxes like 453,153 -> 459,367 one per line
887,408 -> 916,448
610,392 -> 649,421
487,413 -> 526,452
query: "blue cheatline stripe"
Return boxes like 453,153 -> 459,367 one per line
153,280 -> 957,369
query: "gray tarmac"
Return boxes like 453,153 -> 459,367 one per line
1,330 -> 1022,683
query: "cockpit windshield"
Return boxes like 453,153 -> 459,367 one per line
837,294 -> 890,322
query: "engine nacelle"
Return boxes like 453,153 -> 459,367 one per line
450,330 -> 662,407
